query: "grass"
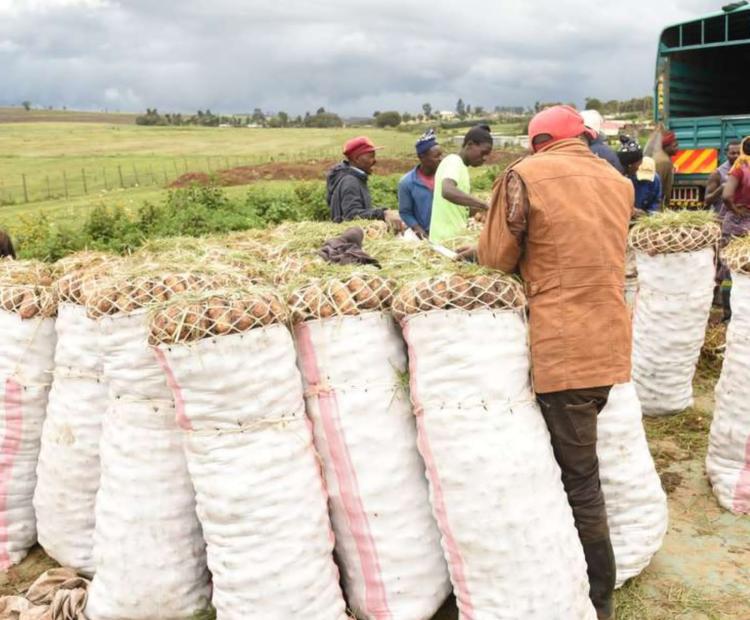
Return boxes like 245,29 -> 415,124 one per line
632,209 -> 718,231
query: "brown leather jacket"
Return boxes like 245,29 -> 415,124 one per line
478,139 -> 633,393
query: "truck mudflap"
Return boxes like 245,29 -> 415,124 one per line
672,148 -> 718,175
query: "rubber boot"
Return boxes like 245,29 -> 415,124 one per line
722,288 -> 732,323
582,539 -> 616,620
713,284 -> 723,307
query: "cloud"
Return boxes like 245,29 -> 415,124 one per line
0,0 -> 722,115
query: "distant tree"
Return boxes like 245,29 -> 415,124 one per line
402,112 -> 413,123
373,110 -> 381,118
456,98 -> 466,118
316,107 -> 326,115
585,97 -> 603,111
295,115 -> 303,125
21,101 -> 31,111
305,111 -> 344,128
375,111 -> 401,128
466,104 -> 472,116
277,111 -> 289,127
422,102 -> 432,119
474,106 -> 485,116
251,107 -> 266,126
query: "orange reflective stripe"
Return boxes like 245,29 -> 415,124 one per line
673,149 -> 718,174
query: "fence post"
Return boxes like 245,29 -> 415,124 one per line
46,176 -> 51,200
118,165 -> 124,188
82,168 -> 88,194
22,174 -> 29,203
206,157 -> 211,172
63,171 -> 69,199
103,168 -> 109,190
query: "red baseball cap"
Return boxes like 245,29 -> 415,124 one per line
528,105 -> 596,152
343,136 -> 384,159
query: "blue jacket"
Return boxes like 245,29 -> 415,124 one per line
589,134 -> 624,174
631,174 -> 662,214
398,167 -> 435,232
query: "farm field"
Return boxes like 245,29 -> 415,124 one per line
0,122 -> 522,208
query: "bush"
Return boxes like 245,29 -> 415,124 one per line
13,176 -> 401,261
375,111 -> 401,128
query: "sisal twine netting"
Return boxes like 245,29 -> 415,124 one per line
55,256 -> 123,306
721,236 -> 750,275
53,251 -> 114,277
0,259 -> 57,318
629,211 -> 720,255
392,273 -> 526,321
288,273 -> 396,323
85,266 -> 247,320
149,288 -> 287,345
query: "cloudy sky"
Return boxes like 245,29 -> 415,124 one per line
0,0 -> 721,116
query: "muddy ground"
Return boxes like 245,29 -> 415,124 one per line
168,151 -> 520,188
2,343 -> 747,619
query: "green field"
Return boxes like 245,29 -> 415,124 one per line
0,122 -> 520,232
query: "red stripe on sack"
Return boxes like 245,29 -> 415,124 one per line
294,323 -> 391,619
732,434 -> 750,514
151,347 -> 192,431
0,378 -> 23,569
401,322 -> 475,617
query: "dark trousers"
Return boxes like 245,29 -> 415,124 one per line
537,385 -> 616,618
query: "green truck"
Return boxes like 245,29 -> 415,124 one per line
655,1 -> 750,207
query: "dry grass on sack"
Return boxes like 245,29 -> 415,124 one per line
0,259 -> 57,319
629,210 -> 720,255
721,235 -> 750,275
392,272 -> 526,321
149,288 -> 287,345
54,254 -> 123,306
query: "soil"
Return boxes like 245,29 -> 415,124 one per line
168,150 -> 520,189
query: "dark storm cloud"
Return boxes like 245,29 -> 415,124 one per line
0,0 -> 722,115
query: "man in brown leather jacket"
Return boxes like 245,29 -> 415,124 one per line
465,105 -> 633,620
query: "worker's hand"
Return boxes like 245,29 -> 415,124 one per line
455,246 -> 478,263
411,225 -> 427,240
633,208 -> 648,219
384,210 -> 405,233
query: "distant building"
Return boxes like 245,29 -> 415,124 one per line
438,110 -> 457,120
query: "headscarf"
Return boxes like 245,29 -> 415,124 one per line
415,128 -> 438,156
617,135 -> 643,167
730,135 -> 750,173
662,131 -> 677,148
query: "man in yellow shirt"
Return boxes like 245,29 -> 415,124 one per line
429,125 -> 493,243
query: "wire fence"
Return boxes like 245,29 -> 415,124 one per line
0,146 -> 416,207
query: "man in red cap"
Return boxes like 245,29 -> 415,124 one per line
460,105 -> 633,620
654,130 -> 679,208
326,136 -> 403,228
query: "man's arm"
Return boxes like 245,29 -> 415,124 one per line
398,179 -> 423,236
704,169 -> 723,207
442,179 -> 489,212
723,174 -> 741,214
477,171 -> 527,273
339,177 -> 386,221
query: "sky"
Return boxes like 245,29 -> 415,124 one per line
0,0 -> 723,116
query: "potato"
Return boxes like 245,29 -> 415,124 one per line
355,284 -> 379,310
19,292 -> 39,320
347,276 -> 367,297
319,303 -> 335,319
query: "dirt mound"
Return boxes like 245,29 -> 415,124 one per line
169,150 -> 521,189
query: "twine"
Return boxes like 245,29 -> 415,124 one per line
629,223 -> 720,255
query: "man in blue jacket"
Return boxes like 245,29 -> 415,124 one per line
398,129 -> 443,239
580,110 -> 624,174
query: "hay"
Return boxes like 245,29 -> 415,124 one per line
629,210 -> 720,254
722,235 -> 750,275
149,288 -> 286,345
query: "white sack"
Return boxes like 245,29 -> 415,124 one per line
85,311 -> 210,620
295,313 -> 450,620
0,309 -> 56,570
34,304 -> 107,575
154,326 -> 348,620
401,309 -> 596,620
597,383 -> 668,586
707,273 -> 750,514
632,249 -> 715,415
